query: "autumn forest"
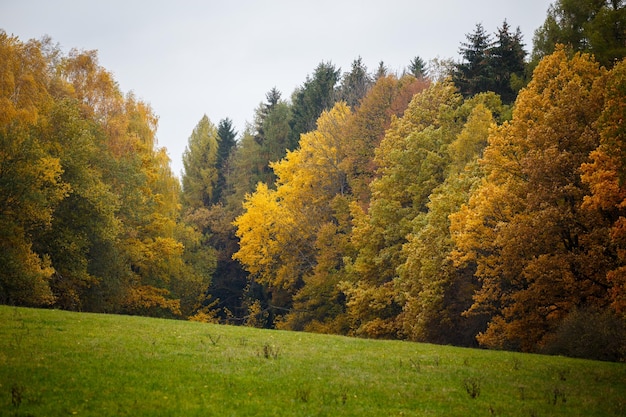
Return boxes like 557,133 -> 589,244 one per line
2,1 -> 626,361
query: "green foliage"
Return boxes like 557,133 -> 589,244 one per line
397,103 -> 495,345
0,32 -> 66,306
453,21 -> 527,103
182,115 -> 219,208
542,307 -> 626,361
408,55 -> 428,78
214,117 -> 237,204
345,81 -> 463,338
532,0 -> 626,68
337,56 -> 373,108
290,61 -> 341,142
453,23 -> 496,97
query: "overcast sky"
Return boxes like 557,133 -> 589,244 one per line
1,0 -> 553,176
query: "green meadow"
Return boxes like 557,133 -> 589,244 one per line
0,306 -> 624,416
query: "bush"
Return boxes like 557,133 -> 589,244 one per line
542,307 -> 626,362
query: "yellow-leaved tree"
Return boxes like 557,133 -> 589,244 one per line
233,103 -> 352,327
0,32 -> 68,306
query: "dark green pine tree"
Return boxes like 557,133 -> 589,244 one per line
214,118 -> 237,205
453,23 -> 496,97
253,87 -> 281,145
338,56 -> 373,109
491,20 -> 527,104
289,61 -> 340,144
407,56 -> 428,79
375,61 -> 388,79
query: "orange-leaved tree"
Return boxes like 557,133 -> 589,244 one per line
581,58 -> 626,318
450,47 -> 615,352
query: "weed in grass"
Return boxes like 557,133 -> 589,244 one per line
555,367 -> 570,381
463,377 -> 481,399
549,386 -> 567,405
207,333 -> 221,346
10,311 -> 28,350
409,358 -> 421,372
295,387 -> 311,403
259,343 -> 280,359
11,384 -> 23,408
340,390 -> 348,405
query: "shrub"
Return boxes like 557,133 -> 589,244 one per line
542,307 -> 626,362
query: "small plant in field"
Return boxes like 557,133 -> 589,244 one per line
409,358 -> 421,372
11,384 -> 23,408
259,343 -> 280,359
295,387 -> 311,403
463,377 -> 481,399
550,386 -> 567,405
556,367 -> 570,381
340,390 -> 348,405
207,333 -> 221,346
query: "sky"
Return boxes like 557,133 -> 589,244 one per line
1,0 -> 554,177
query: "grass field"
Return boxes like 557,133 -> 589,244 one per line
0,306 -> 624,416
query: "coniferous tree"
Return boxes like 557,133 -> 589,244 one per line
214,118 -> 237,204
491,20 -> 527,104
375,61 -> 388,79
290,62 -> 340,144
248,88 -> 293,187
253,87 -> 281,145
453,23 -> 496,97
338,57 -> 373,109
408,56 -> 428,79
182,115 -> 219,208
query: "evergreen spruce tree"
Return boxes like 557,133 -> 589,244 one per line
338,57 -> 373,109
453,23 -> 496,97
289,62 -> 340,143
214,118 -> 237,204
408,56 -> 428,79
491,20 -> 527,104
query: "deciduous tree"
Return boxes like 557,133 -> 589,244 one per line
450,48 -> 611,351
533,0 -> 626,68
345,81 -> 463,338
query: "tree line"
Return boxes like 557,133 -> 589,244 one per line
2,0 -> 625,360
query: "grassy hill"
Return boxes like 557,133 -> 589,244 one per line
0,306 -> 624,416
